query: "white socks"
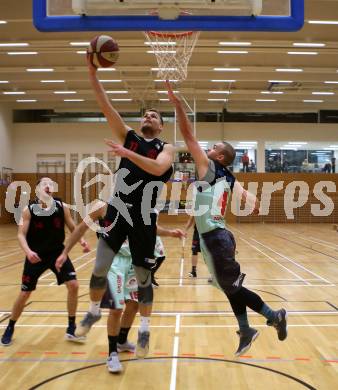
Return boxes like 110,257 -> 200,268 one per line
89,301 -> 101,316
139,316 -> 150,332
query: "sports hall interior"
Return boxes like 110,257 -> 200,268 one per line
0,1 -> 337,389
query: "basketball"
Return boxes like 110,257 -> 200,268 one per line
87,35 -> 119,68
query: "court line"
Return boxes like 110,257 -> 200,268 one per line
250,238 -> 333,285
170,314 -> 180,390
298,235 -> 338,250
238,237 -> 310,285
0,249 -> 22,260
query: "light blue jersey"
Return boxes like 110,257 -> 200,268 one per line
194,160 -> 235,235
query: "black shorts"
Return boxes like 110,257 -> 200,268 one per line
101,207 -> 157,270
21,251 -> 76,291
201,228 -> 244,295
191,225 -> 201,255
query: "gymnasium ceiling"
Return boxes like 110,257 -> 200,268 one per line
0,0 -> 338,114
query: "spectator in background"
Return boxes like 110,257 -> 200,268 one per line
241,152 -> 250,172
331,157 -> 336,173
323,163 -> 332,173
249,160 -> 256,172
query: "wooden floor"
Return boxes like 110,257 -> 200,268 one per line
0,222 -> 337,390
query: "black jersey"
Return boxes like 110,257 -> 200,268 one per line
26,198 -> 65,255
116,130 -> 173,208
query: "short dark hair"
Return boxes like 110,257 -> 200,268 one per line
145,108 -> 164,125
221,142 -> 236,166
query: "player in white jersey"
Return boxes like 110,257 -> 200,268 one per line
167,81 -> 288,357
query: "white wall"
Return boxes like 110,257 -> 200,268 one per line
0,104 -> 13,170
12,121 -> 338,172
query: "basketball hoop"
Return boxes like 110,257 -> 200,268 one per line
144,29 -> 200,82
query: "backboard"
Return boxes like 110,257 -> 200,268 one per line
33,0 -> 304,32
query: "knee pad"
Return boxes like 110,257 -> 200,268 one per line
137,284 -> 153,305
90,274 -> 107,289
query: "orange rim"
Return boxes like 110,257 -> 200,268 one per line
146,30 -> 194,39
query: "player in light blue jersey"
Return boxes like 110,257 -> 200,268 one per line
167,81 -> 288,357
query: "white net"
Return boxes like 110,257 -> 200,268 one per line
143,30 -> 200,82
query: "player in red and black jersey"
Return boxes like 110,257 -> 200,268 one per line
0,177 -> 90,346
55,58 -> 174,359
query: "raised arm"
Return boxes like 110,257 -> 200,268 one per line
166,81 -> 209,179
87,57 -> 129,144
105,140 -> 174,176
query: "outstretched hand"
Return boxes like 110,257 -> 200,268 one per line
166,80 -> 180,105
86,52 -> 97,75
105,139 -> 130,158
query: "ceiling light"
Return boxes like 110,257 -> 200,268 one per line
287,51 -> 318,55
275,68 -> 303,72
98,68 -> 116,71
64,99 -> 85,102
54,91 -> 77,94
154,79 -> 178,82
303,100 -> 323,103
256,99 -> 276,102
0,21 -> 7,24
26,68 -> 54,72
0,81 -> 9,83
269,80 -> 293,83
159,99 -> 169,101
209,91 -> 231,94
16,99 -> 37,102
3,91 -> 25,95
218,42 -> 251,46
40,80 -> 65,83
239,141 -> 257,144
288,142 -> 308,145
214,68 -> 241,71
312,92 -> 335,95
0,43 -> 28,47
69,41 -> 90,46
207,99 -> 228,101
329,145 -> 338,147
7,51 -> 38,55
261,91 -> 284,94
217,50 -> 248,54
157,90 -> 178,94
324,81 -> 338,84
211,80 -> 236,82
111,98 -> 133,101
308,20 -> 338,25
76,50 -> 86,54
293,42 -> 325,47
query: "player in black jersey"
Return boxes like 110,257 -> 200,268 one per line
0,177 -> 90,346
55,58 -> 174,358
167,81 -> 288,357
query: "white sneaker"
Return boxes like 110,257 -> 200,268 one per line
136,331 -> 150,359
107,352 -> 123,373
75,312 -> 101,337
117,340 -> 136,353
